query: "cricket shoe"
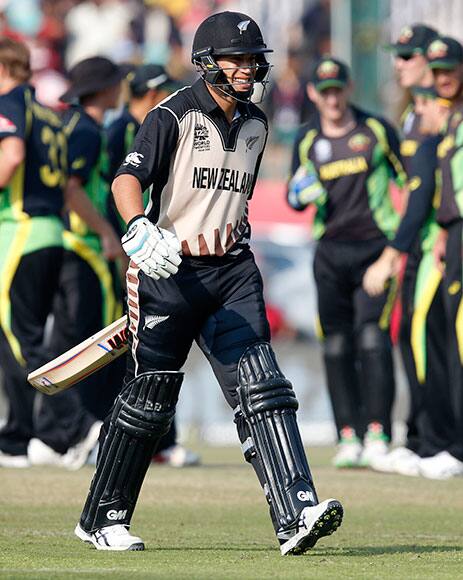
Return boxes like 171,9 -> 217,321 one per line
370,446 -> 420,476
28,438 -> 65,467
0,449 -> 30,468
332,427 -> 363,468
419,451 -> 463,480
75,523 -> 145,551
152,444 -> 201,467
62,421 -> 102,471
279,499 -> 343,556
360,422 -> 389,467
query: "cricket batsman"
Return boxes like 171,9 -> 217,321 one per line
74,11 -> 343,555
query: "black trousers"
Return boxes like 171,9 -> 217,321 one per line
124,249 -> 270,409
313,237 -> 396,439
399,241 -> 423,453
35,249 -> 116,453
442,221 -> 463,461
0,245 -> 63,455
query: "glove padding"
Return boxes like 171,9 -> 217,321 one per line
121,216 -> 182,280
287,163 -> 325,210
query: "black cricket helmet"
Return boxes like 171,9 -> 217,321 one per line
191,11 -> 273,102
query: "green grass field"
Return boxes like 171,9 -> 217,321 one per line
1,446 -> 462,579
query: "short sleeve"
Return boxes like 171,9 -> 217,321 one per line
115,107 -> 179,191
0,93 -> 26,140
67,123 -> 101,183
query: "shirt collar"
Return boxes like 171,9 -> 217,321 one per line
191,78 -> 251,119
192,78 -> 221,113
123,106 -> 138,125
70,104 -> 101,128
8,83 -> 34,98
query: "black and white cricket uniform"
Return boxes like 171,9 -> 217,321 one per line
116,79 -> 270,407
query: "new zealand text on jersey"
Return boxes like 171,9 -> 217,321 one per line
192,166 -> 254,195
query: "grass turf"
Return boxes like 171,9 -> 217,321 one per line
0,446 -> 462,579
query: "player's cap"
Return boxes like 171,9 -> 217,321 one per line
60,56 -> 127,102
426,36 -> 463,70
385,24 -> 438,56
310,56 -> 350,92
127,64 -> 180,96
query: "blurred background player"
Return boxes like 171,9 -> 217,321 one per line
363,86 -> 456,476
0,37 -> 67,467
106,63 -> 200,467
288,56 -> 406,468
27,56 -> 125,468
0,38 -> 103,469
424,35 -> 463,478
386,24 -> 438,174
372,24 -> 440,473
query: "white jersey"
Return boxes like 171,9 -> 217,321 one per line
117,79 -> 268,256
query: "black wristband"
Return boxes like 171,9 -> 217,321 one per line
126,214 -> 145,230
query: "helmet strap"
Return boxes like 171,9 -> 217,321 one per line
195,56 -> 270,104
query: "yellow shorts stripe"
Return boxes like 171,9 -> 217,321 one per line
411,255 -> 442,383
379,276 -> 398,331
63,231 -> 117,327
0,221 -> 33,365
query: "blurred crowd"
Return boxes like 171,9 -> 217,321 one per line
0,0 -> 332,141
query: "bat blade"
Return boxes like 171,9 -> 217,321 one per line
28,316 -> 129,395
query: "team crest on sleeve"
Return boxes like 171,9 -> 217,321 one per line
0,114 -> 17,133
193,124 -> 210,151
123,152 -> 144,167
245,135 -> 259,151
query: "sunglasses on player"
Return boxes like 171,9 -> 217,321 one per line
396,53 -> 418,61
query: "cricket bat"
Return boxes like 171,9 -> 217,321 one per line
28,316 -> 128,395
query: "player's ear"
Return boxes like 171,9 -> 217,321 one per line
306,83 -> 317,103
345,80 -> 354,97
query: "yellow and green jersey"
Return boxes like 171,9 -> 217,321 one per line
0,84 -> 66,223
436,104 -> 463,227
399,102 -> 425,177
62,105 -> 111,252
288,106 -> 406,241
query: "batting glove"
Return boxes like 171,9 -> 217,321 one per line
121,216 -> 182,280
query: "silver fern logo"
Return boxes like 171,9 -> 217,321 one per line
143,314 -> 169,330
237,20 -> 251,34
245,135 -> 259,151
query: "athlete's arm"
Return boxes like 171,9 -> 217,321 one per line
381,118 -> 407,187
390,137 -> 439,254
433,228 -> 447,273
0,136 -> 25,187
112,174 -> 144,225
65,175 -> 123,260
363,138 -> 439,296
113,108 -> 180,278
